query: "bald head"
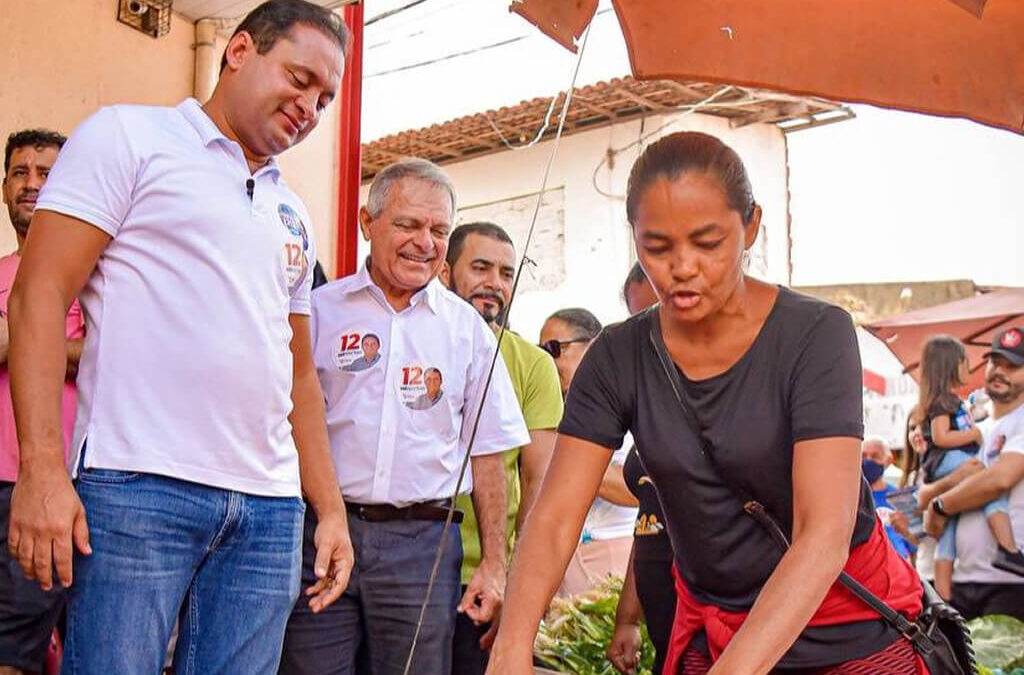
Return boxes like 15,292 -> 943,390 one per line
861,437 -> 892,466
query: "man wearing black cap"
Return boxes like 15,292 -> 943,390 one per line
922,327 -> 1024,620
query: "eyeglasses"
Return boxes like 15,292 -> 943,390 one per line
538,337 -> 590,359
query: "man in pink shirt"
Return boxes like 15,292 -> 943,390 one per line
0,129 -> 82,675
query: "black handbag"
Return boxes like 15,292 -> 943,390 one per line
645,309 -> 977,675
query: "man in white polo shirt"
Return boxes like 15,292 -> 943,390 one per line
922,328 -> 1024,620
279,159 -> 528,675
5,2 -> 353,673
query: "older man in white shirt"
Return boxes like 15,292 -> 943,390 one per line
280,159 -> 528,675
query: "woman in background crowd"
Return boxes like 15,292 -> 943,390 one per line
538,308 -> 637,598
901,409 -> 936,583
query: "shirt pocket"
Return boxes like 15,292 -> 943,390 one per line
409,394 -> 459,450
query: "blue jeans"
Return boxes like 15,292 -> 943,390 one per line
279,509 -> 462,675
934,450 -> 1009,561
63,468 -> 304,675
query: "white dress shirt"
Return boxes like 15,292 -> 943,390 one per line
311,265 -> 529,506
36,99 -> 314,497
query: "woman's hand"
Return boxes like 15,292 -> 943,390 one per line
889,509 -> 917,546
608,544 -> 644,674
606,622 -> 643,674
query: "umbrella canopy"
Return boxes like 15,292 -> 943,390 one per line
863,287 -> 1024,390
510,0 -> 1024,134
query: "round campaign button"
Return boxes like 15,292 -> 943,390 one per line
397,364 -> 444,410
278,203 -> 309,294
333,330 -> 382,372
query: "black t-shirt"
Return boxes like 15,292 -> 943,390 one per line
559,287 -> 898,668
922,397 -> 980,482
623,446 -> 673,562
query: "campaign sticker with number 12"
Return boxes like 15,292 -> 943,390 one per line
333,330 -> 382,372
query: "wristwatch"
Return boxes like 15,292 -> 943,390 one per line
931,497 -> 951,517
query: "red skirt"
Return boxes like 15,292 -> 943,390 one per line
678,636 -> 921,674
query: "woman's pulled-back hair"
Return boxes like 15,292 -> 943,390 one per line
626,131 -> 756,227
917,335 -> 968,420
547,308 -> 602,341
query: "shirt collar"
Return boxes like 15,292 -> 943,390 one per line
177,98 -> 281,181
347,259 -> 441,315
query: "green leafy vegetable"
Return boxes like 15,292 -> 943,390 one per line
969,615 -> 1024,671
535,577 -> 656,675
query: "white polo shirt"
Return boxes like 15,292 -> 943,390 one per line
311,265 -> 529,506
35,99 -> 316,497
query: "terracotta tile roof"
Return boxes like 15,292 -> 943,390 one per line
360,75 -> 852,180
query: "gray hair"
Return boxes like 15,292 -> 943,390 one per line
365,158 -> 457,218
862,436 -> 892,459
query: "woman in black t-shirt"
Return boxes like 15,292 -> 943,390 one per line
486,133 -> 925,675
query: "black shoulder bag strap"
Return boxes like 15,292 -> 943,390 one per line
644,309 -> 933,648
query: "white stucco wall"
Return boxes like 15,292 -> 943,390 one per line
359,112 -> 791,343
1,9 -> 338,273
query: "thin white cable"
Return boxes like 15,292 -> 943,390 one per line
591,86 -> 776,200
483,94 -> 559,150
399,22 -> 594,675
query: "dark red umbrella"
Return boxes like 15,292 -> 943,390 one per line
863,287 -> 1024,390
510,0 -> 1024,133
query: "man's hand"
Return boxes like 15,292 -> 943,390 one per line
8,466 -> 91,590
951,458 -> 985,483
304,509 -> 353,613
606,621 -> 643,674
459,556 -> 506,625
917,457 -> 985,510
923,503 -> 949,539
479,610 -> 501,650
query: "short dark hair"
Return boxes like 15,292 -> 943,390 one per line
626,131 -> 756,227
425,367 -> 442,383
4,129 -> 66,175
220,0 -> 350,72
547,308 -> 602,340
621,261 -> 647,303
362,333 -> 380,346
446,221 -> 515,267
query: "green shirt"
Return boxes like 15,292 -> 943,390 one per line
457,329 -> 564,584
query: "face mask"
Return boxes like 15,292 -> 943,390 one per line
861,458 -> 886,484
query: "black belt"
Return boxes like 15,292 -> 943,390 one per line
346,499 -> 463,524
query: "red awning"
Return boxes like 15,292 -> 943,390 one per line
510,0 -> 1024,133
863,287 -> 1024,390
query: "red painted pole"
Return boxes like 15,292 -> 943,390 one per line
336,2 -> 364,279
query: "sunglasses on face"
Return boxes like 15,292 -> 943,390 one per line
538,337 -> 590,359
